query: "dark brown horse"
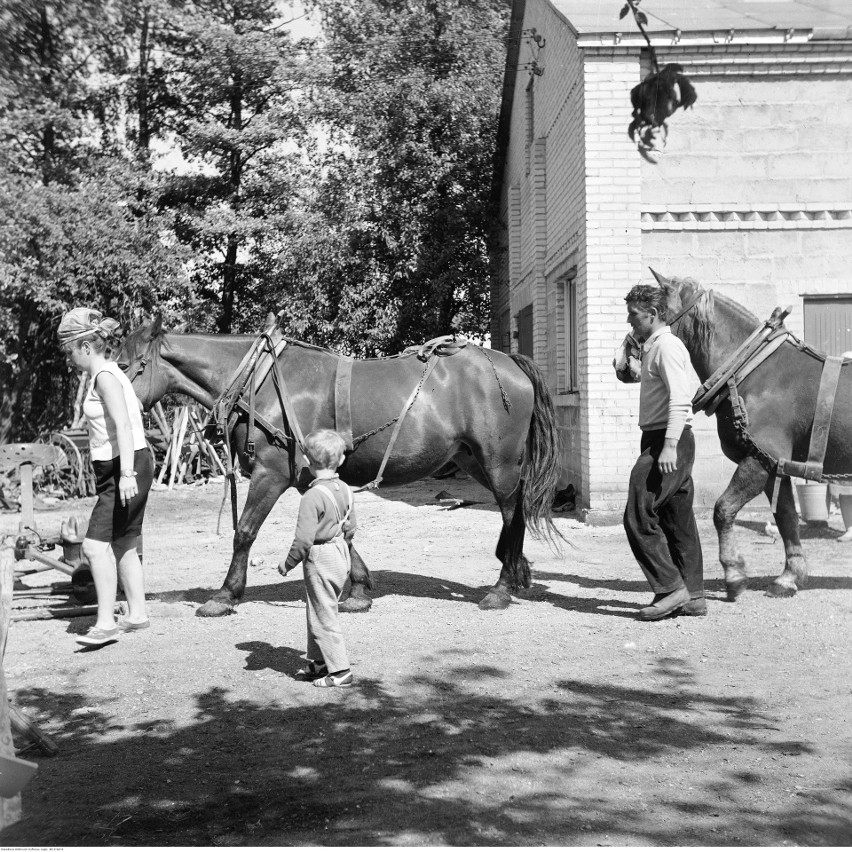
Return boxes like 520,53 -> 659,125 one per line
648,271 -> 852,599
115,319 -> 561,615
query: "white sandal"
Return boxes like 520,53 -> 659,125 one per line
295,661 -> 328,680
313,671 -> 353,688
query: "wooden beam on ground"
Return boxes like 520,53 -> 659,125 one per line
0,539 -> 22,825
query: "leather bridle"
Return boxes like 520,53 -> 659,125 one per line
119,333 -> 160,410
667,286 -> 710,333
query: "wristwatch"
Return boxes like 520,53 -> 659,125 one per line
120,469 -> 138,478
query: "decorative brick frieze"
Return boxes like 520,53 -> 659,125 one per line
644,44 -> 852,77
641,206 -> 852,231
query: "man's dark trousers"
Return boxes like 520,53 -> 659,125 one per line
623,427 -> 704,598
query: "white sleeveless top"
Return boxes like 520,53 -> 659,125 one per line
83,361 -> 147,461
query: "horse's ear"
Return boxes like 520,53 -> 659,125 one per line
649,267 -> 670,288
147,314 -> 163,339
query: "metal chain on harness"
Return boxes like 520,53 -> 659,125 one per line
730,398 -> 852,483
352,354 -> 440,492
351,417 -> 399,451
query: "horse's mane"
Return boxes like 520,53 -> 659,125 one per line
662,275 -> 769,363
665,276 -> 717,361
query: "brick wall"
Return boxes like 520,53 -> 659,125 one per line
642,43 -> 852,505
581,50 -> 644,512
494,6 -> 852,513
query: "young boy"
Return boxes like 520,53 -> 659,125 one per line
278,429 -> 356,688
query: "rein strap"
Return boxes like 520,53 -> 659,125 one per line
776,356 -> 844,482
334,355 -> 355,452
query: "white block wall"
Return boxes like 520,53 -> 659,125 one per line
494,5 -> 852,513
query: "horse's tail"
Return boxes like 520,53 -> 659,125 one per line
509,353 -> 563,547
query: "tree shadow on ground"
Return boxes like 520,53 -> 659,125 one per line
5,655 -> 848,846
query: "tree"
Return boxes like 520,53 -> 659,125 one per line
0,166 -> 190,442
0,1 -> 191,441
0,0 -> 135,184
273,0 -> 509,355
154,0 -> 308,333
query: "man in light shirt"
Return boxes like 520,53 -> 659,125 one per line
619,285 -> 706,620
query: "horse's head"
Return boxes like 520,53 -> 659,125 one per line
649,268 -> 715,364
115,315 -> 167,411
649,269 -> 701,319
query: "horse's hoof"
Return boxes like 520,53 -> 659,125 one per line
766,582 -> 797,598
726,578 -> 748,602
478,591 -> 511,610
339,597 -> 372,614
196,599 -> 236,617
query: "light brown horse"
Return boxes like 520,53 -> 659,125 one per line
645,272 -> 852,599
115,319 -> 562,615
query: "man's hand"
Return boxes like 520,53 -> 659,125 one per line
658,440 -> 678,475
276,560 -> 291,578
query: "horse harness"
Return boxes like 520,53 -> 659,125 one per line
204,329 -> 472,528
688,295 -> 850,496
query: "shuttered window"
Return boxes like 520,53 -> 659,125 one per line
561,268 -> 579,392
803,297 -> 852,356
516,304 -> 534,358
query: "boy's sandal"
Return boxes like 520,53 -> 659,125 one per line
295,661 -> 328,680
313,671 -> 353,689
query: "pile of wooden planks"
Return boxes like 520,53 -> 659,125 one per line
147,403 -> 229,489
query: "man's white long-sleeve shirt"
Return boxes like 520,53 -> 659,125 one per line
638,326 -> 694,440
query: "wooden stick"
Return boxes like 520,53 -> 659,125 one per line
12,604 -> 99,622
168,408 -> 189,490
185,446 -> 200,482
166,407 -> 181,487
189,410 -> 227,476
1,541 -> 13,668
18,463 -> 33,535
156,440 -> 172,486
152,402 -> 171,442
0,539 -> 22,823
167,408 -> 182,485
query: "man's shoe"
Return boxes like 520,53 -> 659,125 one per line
639,587 -> 689,621
76,626 -> 119,647
681,597 -> 708,617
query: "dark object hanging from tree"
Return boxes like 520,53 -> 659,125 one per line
628,63 -> 697,152
619,0 -> 698,159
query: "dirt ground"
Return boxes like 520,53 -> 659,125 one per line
1,473 -> 850,847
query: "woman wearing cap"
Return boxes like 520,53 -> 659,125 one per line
58,308 -> 153,647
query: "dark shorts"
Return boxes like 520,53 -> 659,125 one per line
87,449 -> 154,543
